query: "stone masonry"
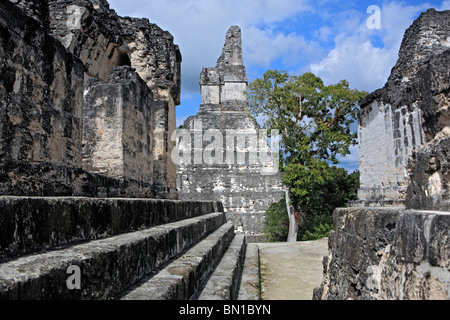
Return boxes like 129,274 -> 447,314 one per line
177,26 -> 285,235
2,0 -> 181,198
0,0 -> 252,301
315,9 -> 450,300
353,9 -> 450,209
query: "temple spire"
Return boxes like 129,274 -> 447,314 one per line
216,26 -> 243,68
200,26 -> 247,106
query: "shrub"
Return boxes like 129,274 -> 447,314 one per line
263,167 -> 359,242
263,198 -> 289,242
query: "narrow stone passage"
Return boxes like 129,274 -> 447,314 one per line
258,239 -> 328,300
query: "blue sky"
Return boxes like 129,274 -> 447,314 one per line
108,0 -> 450,172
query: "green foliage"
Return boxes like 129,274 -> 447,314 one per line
263,198 -> 289,242
301,219 -> 333,241
247,70 -> 368,166
248,70 -> 366,242
284,161 -> 360,218
263,166 -> 360,242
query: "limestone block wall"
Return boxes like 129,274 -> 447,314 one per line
153,99 -> 178,198
0,0 -> 86,195
83,66 -> 153,184
9,0 -> 181,199
43,0 -> 182,101
314,208 -> 450,300
0,0 -> 85,167
1,0 -> 181,199
358,100 -> 425,202
177,116 -> 285,234
200,68 -> 221,105
405,48 -> 450,211
407,135 -> 450,211
355,9 -> 450,208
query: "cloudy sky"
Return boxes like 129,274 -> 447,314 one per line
108,0 -> 450,172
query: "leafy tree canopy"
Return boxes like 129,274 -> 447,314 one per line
247,70 -> 368,167
247,70 -> 368,241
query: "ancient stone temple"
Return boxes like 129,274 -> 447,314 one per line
0,0 -> 257,301
314,9 -> 450,300
176,26 -> 285,235
2,0 -> 181,199
352,9 -> 449,210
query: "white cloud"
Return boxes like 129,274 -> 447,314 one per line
437,0 -> 450,10
243,26 -> 323,70
310,37 -> 394,92
314,26 -> 333,42
309,1 -> 433,92
108,0 -> 311,94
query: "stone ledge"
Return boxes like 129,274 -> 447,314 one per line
314,207 -> 450,300
0,212 -> 227,300
0,161 -> 157,198
238,243 -> 261,300
120,222 -> 235,300
0,196 -> 223,261
349,200 -> 405,208
198,234 -> 246,300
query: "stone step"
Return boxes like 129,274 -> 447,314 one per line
120,222 -> 236,300
237,243 -> 261,300
0,212 -> 226,300
0,196 -> 223,261
196,234 -> 246,300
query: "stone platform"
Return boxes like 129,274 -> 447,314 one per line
0,196 -> 255,300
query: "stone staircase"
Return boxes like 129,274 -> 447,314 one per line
0,196 -> 261,300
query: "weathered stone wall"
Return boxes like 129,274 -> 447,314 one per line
1,0 -> 181,199
0,0 -> 85,194
177,26 -> 285,234
316,9 -> 450,301
357,100 -> 424,203
45,0 -> 181,198
83,66 -> 154,183
314,208 -> 450,300
406,135 -> 450,211
405,47 -> 450,211
0,0 -> 85,167
354,9 -> 450,208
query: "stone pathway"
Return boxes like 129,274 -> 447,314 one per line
257,239 -> 328,300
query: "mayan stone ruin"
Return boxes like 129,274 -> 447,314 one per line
314,9 -> 450,300
0,0 -> 254,300
176,26 -> 285,235
352,9 -> 450,210
0,0 -> 449,302
1,0 -> 181,199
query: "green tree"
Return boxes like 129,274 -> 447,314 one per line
264,166 -> 360,242
295,167 -> 360,241
247,70 -> 367,241
263,198 -> 289,242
